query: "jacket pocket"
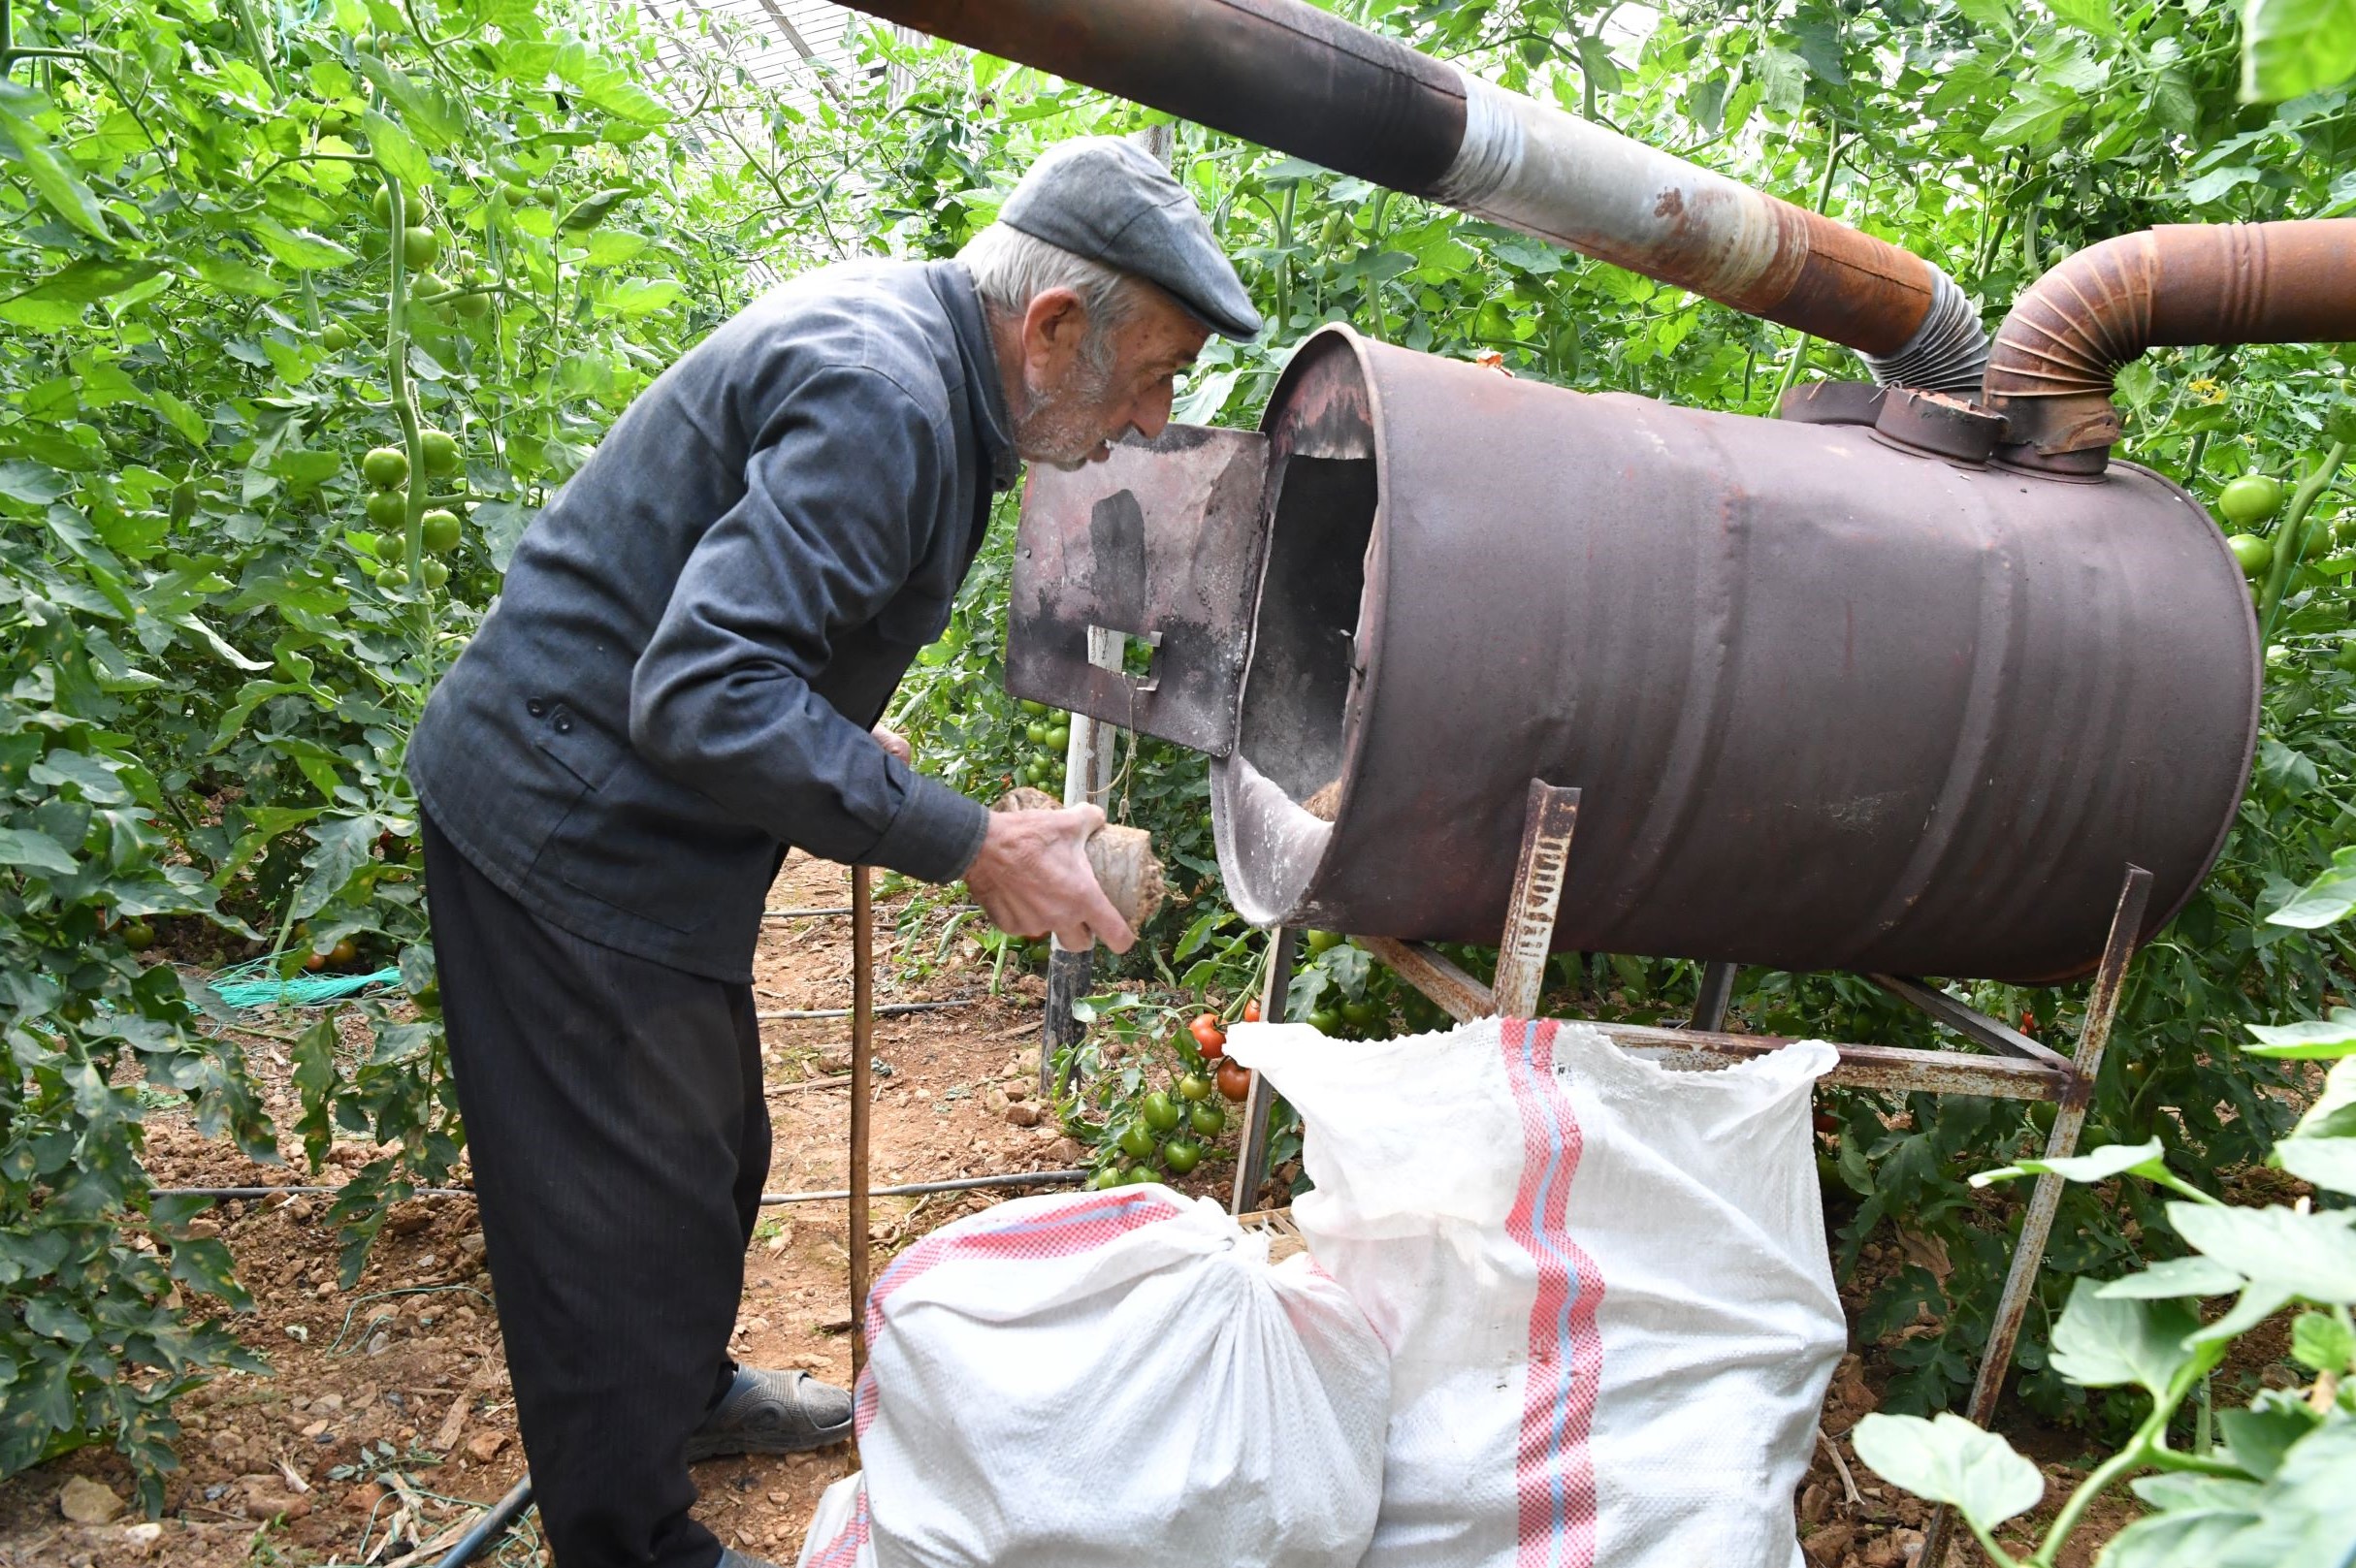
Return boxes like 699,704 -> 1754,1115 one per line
533,707 -> 625,791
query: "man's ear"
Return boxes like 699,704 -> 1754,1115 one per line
1020,286 -> 1087,369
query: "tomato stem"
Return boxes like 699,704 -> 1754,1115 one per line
2257,441 -> 2351,647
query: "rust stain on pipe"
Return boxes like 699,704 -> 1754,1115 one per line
1985,219 -> 2356,456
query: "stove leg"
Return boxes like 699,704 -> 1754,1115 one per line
1916,864 -> 2150,1568
1691,960 -> 1738,1033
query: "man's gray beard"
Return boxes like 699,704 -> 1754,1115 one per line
1014,338 -> 1119,471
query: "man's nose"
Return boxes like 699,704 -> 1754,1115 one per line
1127,380 -> 1176,440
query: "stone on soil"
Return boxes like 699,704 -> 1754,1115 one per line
58,1475 -> 124,1524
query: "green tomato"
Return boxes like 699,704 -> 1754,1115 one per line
453,289 -> 491,320
1120,1167 -> 1159,1186
120,918 -> 156,952
1161,1138 -> 1204,1175
1189,1101 -> 1226,1137
1141,1092 -> 1182,1132
375,564 -> 410,592
1018,698 -> 1048,716
1304,929 -> 1342,955
1341,999 -> 1381,1026
421,558 -> 450,589
1087,1167 -> 1124,1191
365,488 -> 407,529
1025,720 -> 1049,746
2226,532 -> 2273,578
403,226 -> 440,269
319,321 -> 353,351
421,429 -> 461,476
1307,1008 -> 1341,1035
2218,473 -> 2285,527
1046,723 -> 1070,751
2336,642 -> 2356,674
420,508 -> 463,554
363,447 -> 410,490
1115,1122 -> 1156,1162
1177,1073 -> 1210,1103
371,184 -> 394,224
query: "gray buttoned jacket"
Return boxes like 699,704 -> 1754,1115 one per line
408,260 -> 1013,982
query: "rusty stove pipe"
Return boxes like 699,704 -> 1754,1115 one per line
837,0 -> 1988,395
1984,219 -> 2356,464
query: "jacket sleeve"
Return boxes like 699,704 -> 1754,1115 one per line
628,364 -> 990,883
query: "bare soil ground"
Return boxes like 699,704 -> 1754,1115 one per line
0,854 -> 2311,1567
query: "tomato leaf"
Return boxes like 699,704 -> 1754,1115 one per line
2241,0 -> 2356,102
1971,1136 -> 2169,1188
2245,1008 -> 2356,1057
2265,845 -> 2356,927
0,826 -> 80,876
2167,1202 -> 2356,1304
1852,1413 -> 2043,1531
0,86 -> 113,241
2095,1256 -> 2250,1298
360,109 -> 431,189
248,215 -> 358,272
2044,0 -> 2116,34
2048,1277 -> 2205,1392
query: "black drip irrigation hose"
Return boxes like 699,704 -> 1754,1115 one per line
148,1168 -> 1091,1207
433,1474 -> 536,1568
755,998 -> 976,1021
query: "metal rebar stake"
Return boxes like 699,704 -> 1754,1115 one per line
1228,926 -> 1299,1214
1042,625 -> 1122,1099
848,864 -> 875,1383
1916,863 -> 2151,1568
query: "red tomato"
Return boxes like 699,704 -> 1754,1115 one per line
1243,1000 -> 1261,1023
1215,1060 -> 1252,1103
1190,1012 -> 1226,1058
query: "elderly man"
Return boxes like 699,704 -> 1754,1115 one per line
405,138 -> 1259,1568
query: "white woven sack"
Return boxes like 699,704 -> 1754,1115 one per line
1227,1017 -> 1844,1568
795,1473 -> 875,1568
850,1184 -> 1389,1568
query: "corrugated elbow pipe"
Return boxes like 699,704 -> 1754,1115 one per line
839,0 -> 1988,393
1984,219 -> 2356,464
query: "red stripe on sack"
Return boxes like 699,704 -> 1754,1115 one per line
1501,1017 -> 1606,1568
852,1189 -> 1186,1435
805,1488 -> 871,1568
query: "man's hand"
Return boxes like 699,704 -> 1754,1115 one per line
965,803 -> 1136,953
871,724 -> 912,764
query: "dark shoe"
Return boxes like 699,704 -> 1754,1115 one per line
688,1366 -> 855,1459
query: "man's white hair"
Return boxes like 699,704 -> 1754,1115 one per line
959,222 -> 1142,338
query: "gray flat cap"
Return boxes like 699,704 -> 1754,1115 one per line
1000,137 -> 1262,339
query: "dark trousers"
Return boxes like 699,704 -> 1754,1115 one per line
423,814 -> 768,1568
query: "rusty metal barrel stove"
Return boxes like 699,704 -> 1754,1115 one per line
1186,328 -> 2258,984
